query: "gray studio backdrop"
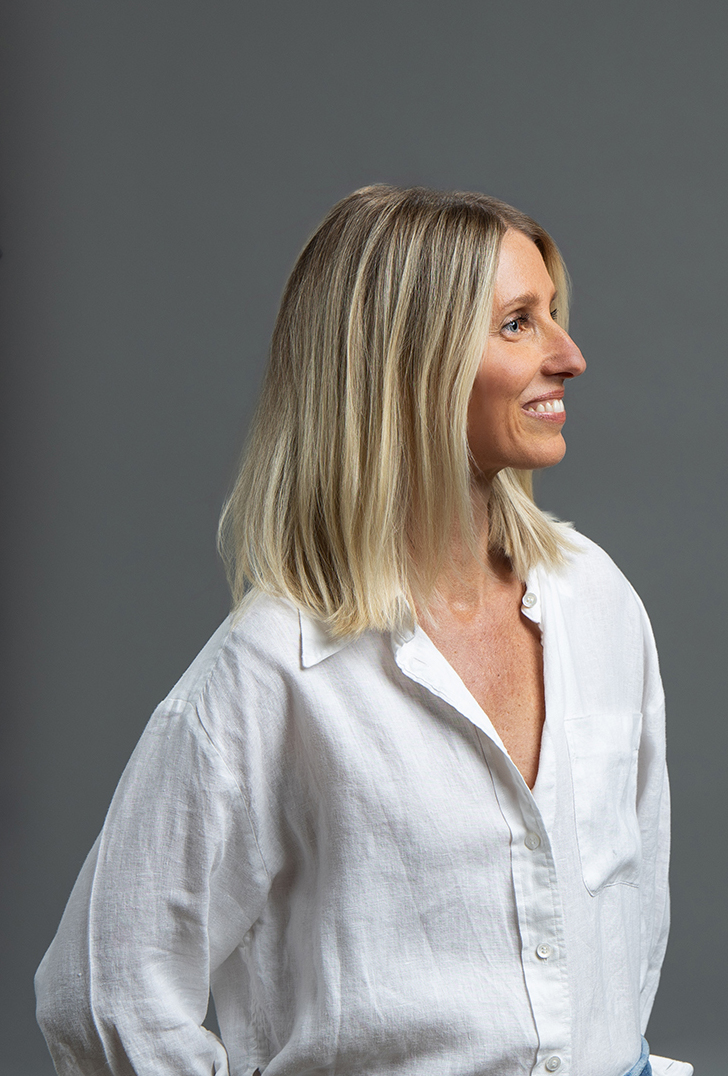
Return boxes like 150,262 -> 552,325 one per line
1,2 -> 725,1073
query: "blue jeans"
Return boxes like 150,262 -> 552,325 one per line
624,1037 -> 651,1076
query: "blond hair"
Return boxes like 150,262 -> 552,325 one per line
219,185 -> 574,637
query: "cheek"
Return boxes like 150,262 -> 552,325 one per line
466,379 -> 492,447
468,367 -> 518,429
467,382 -> 517,465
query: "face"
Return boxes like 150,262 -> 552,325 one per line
467,228 -> 586,481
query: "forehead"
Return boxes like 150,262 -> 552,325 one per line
493,229 -> 554,305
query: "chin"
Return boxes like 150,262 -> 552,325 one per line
471,436 -> 567,477
516,439 -> 567,472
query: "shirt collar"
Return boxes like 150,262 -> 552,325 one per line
299,567 -> 541,668
298,608 -> 415,668
299,611 -> 351,667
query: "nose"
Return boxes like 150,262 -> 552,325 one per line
544,323 -> 586,379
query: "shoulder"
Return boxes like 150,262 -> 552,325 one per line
537,528 -> 653,651
546,528 -> 642,609
165,592 -> 301,706
538,529 -> 663,711
150,592 -> 304,753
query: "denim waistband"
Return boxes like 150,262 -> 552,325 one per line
624,1037 -> 651,1076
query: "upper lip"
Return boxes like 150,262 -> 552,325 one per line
522,390 -> 564,407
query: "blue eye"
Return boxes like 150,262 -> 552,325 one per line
503,316 -> 525,334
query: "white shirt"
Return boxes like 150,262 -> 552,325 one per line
35,531 -> 691,1076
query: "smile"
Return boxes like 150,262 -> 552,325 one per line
524,398 -> 564,413
522,397 -> 566,423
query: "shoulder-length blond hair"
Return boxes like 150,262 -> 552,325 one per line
219,185 -> 574,637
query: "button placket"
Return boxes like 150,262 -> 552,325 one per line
510,814 -> 569,1076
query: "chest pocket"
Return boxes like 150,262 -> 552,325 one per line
564,710 -> 642,894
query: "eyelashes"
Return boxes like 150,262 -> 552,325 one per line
501,309 -> 558,335
503,317 -> 525,333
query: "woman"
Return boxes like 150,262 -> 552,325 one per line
35,186 -> 692,1076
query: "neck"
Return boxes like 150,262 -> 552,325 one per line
417,477 -> 518,620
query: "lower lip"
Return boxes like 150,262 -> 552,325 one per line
522,407 -> 566,424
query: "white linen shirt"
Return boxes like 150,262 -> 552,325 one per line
36,532 -> 687,1076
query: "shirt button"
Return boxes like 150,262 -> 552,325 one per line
545,1058 -> 562,1072
524,832 -> 541,850
522,591 -> 537,608
536,943 -> 552,960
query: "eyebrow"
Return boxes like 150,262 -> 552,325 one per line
495,290 -> 557,313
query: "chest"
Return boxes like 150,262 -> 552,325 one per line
423,601 -> 545,788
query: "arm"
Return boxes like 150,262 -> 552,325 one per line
35,701 -> 271,1075
634,595 -> 671,1032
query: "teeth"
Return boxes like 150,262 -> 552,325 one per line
529,399 -> 564,413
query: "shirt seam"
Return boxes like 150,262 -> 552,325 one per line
190,701 -> 273,886
163,683 -> 274,888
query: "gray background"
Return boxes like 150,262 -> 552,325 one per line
1,2 -> 725,1072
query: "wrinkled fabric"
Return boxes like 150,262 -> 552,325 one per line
36,531 -> 684,1076
626,1038 -> 651,1076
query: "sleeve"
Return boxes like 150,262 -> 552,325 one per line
634,594 -> 671,1033
34,701 -> 272,1075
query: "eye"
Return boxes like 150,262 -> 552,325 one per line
502,315 -> 528,335
550,308 -> 558,321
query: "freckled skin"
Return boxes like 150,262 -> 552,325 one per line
424,231 -> 586,789
425,555 -> 549,789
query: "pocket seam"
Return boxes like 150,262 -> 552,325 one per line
564,710 -> 642,896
